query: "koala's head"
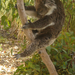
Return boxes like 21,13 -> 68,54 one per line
34,0 -> 48,16
34,0 -> 56,16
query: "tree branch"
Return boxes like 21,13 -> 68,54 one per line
17,0 -> 34,44
16,0 -> 58,75
38,49 -> 58,75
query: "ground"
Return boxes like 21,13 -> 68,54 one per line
0,26 -> 26,75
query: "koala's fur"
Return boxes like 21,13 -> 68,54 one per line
14,0 -> 65,59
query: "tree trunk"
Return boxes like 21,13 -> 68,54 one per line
16,0 -> 58,75
17,0 -> 35,44
38,49 -> 58,75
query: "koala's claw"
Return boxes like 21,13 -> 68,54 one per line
28,20 -> 31,23
13,54 -> 20,60
22,22 -> 29,29
22,25 -> 27,29
25,22 -> 29,25
15,4 -> 17,9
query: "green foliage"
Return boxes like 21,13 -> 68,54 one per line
0,0 -> 17,29
14,54 -> 49,75
0,36 -> 7,43
14,32 -> 75,75
62,0 -> 75,34
0,0 -> 34,29
1,15 -> 11,29
50,31 -> 75,75
0,44 -> 2,51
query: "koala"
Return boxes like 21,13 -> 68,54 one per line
14,0 -> 65,59
25,0 -> 56,18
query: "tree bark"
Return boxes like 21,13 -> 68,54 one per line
17,0 -> 58,75
38,49 -> 58,75
17,0 -> 34,44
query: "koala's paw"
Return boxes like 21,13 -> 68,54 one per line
22,23 -> 29,29
22,21 -> 31,29
13,54 -> 21,60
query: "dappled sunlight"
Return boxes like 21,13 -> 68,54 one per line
0,65 -> 17,75
0,41 -> 24,75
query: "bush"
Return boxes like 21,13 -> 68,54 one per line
14,32 -> 75,75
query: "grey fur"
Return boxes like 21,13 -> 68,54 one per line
14,0 -> 65,59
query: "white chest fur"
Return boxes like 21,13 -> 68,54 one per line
45,5 -> 57,15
